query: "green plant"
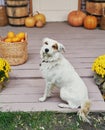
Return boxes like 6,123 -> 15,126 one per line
0,112 -> 105,130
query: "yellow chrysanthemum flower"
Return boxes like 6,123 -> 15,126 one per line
0,58 -> 11,83
92,55 -> 105,78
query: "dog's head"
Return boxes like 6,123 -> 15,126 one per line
40,37 -> 65,60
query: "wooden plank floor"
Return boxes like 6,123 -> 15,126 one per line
0,22 -> 105,112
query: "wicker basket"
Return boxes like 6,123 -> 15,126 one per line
0,34 -> 28,66
86,1 -> 105,15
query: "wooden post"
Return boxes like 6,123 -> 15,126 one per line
29,0 -> 33,15
78,0 -> 82,10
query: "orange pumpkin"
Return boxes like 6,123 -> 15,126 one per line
36,20 -> 44,28
84,15 -> 97,29
68,10 -> 86,27
34,11 -> 46,25
25,15 -> 35,27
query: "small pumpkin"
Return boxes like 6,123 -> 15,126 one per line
84,15 -> 97,29
25,14 -> 36,27
34,11 -> 46,25
36,20 -> 44,28
68,10 -> 86,27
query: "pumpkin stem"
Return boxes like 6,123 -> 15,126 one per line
35,11 -> 40,14
33,11 -> 40,16
36,11 -> 40,14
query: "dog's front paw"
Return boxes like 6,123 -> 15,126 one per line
39,97 -> 46,102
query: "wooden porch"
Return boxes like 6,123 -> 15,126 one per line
0,22 -> 105,112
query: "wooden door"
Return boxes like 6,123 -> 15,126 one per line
33,0 -> 78,21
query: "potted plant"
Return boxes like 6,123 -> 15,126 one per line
0,58 -> 11,90
92,55 -> 105,100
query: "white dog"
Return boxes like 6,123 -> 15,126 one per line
39,38 -> 91,123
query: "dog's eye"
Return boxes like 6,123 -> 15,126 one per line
45,42 -> 48,45
52,44 -> 58,50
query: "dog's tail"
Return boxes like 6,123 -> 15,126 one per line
78,100 -> 91,124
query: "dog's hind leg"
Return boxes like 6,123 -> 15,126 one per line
59,87 -> 79,109
58,102 -> 79,109
58,103 -> 70,108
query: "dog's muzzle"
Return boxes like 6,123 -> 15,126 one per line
45,48 -> 49,53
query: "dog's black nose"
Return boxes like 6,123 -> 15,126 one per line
45,48 -> 49,53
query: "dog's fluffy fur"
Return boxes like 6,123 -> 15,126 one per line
39,37 -> 91,123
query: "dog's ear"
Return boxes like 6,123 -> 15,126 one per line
58,43 -> 65,53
